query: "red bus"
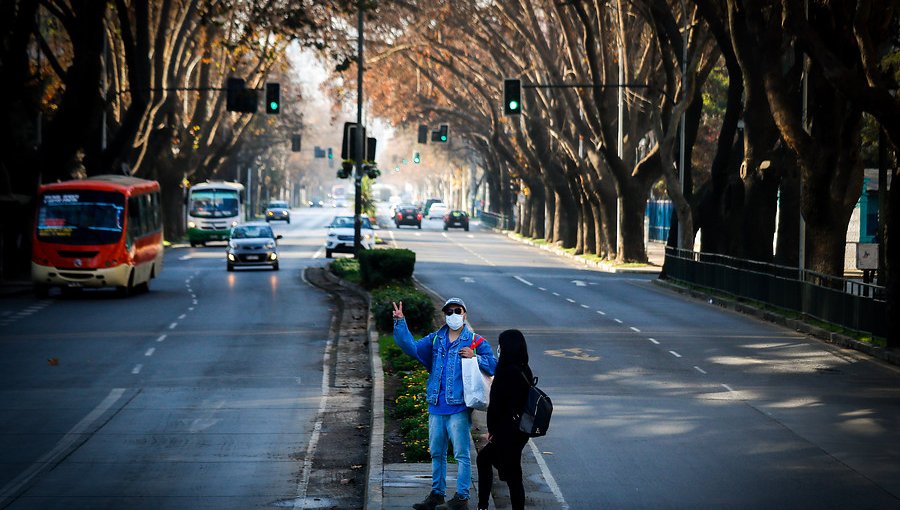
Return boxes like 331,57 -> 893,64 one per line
31,175 -> 164,297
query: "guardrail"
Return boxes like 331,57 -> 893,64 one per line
477,210 -> 514,230
663,247 -> 887,338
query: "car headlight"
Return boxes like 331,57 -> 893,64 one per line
187,221 -> 196,229
231,221 -> 238,227
267,211 -> 274,216
328,232 -> 336,237
265,241 -> 275,249
364,234 -> 371,240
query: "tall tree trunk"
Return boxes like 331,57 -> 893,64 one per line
774,162 -> 800,266
543,180 -> 555,242
618,179 -> 650,263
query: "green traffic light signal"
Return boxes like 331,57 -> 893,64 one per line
413,152 -> 421,164
265,83 -> 280,114
508,100 -> 519,111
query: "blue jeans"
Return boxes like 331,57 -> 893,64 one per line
429,411 -> 472,499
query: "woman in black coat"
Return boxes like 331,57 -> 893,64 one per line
476,329 -> 533,510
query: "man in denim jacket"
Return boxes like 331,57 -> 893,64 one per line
392,297 -> 497,510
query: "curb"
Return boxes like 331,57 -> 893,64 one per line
653,278 -> 900,367
492,228 -> 662,274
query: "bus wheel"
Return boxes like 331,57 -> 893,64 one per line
117,271 -> 135,297
34,284 -> 50,298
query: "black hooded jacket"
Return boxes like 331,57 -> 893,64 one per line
486,329 -> 534,442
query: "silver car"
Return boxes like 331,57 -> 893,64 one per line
226,223 -> 282,271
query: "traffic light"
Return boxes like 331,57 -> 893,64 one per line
327,147 -> 333,160
226,77 -> 257,113
265,83 -> 280,114
503,78 -> 522,115
413,151 -> 421,164
337,161 -> 352,179
431,124 -> 448,143
418,124 -> 428,144
341,122 -> 366,161
291,134 -> 301,152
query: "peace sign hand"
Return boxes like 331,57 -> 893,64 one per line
392,301 -> 404,319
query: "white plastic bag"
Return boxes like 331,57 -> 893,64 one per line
461,357 -> 492,410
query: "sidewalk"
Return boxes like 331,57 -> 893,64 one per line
499,229 -> 665,274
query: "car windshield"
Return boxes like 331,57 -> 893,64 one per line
330,216 -> 372,229
231,225 -> 274,239
268,201 -> 288,209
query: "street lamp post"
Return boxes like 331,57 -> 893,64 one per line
353,0 -> 365,257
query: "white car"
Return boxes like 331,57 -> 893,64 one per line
325,216 -> 375,258
427,203 -> 449,219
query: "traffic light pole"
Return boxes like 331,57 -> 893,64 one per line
353,0 -> 364,257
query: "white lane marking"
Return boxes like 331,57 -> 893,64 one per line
188,307 -> 194,311
312,247 -> 324,258
572,280 -> 587,287
0,388 -> 126,506
527,440 -> 570,509
156,334 -> 167,343
178,314 -> 186,320
613,319 -> 623,324
648,338 -> 660,345
514,276 -> 533,286
580,304 -> 590,309
461,277 -> 475,283
132,364 -> 143,374
552,292 -> 560,297
178,255 -> 191,260
294,310 -> 336,508
669,351 -> 682,358
694,366 -> 707,374
596,310 -> 606,315
467,234 -> 474,238
722,384 -> 735,392
192,300 -> 198,305
145,348 -> 155,357
538,287 -> 546,291
168,322 -> 178,330
566,298 -> 576,304
630,327 -> 641,333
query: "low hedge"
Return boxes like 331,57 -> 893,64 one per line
371,285 -> 434,334
329,257 -> 360,284
359,248 -> 415,289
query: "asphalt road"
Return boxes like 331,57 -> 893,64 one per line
0,208 -> 342,509
3,207 -> 899,509
386,212 -> 900,509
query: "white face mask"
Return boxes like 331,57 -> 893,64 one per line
445,313 -> 465,331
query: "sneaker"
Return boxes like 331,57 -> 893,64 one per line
412,491 -> 445,510
435,493 -> 469,510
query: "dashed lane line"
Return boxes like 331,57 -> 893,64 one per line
669,350 -> 682,358
694,366 -> 707,374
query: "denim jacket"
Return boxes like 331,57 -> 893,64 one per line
393,317 -> 497,406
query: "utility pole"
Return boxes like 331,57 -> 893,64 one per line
353,0 -> 364,257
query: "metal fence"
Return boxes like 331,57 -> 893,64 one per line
477,210 -> 514,230
663,247 -> 887,338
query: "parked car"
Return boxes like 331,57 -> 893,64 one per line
443,210 -> 470,231
427,203 -> 449,219
394,205 -> 422,228
265,200 -> 291,223
226,223 -> 282,271
325,216 -> 375,258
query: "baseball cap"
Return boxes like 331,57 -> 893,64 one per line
442,297 -> 467,312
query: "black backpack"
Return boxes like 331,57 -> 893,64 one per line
517,372 -> 552,437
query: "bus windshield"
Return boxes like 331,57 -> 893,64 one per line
37,190 -> 125,245
189,190 -> 239,218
